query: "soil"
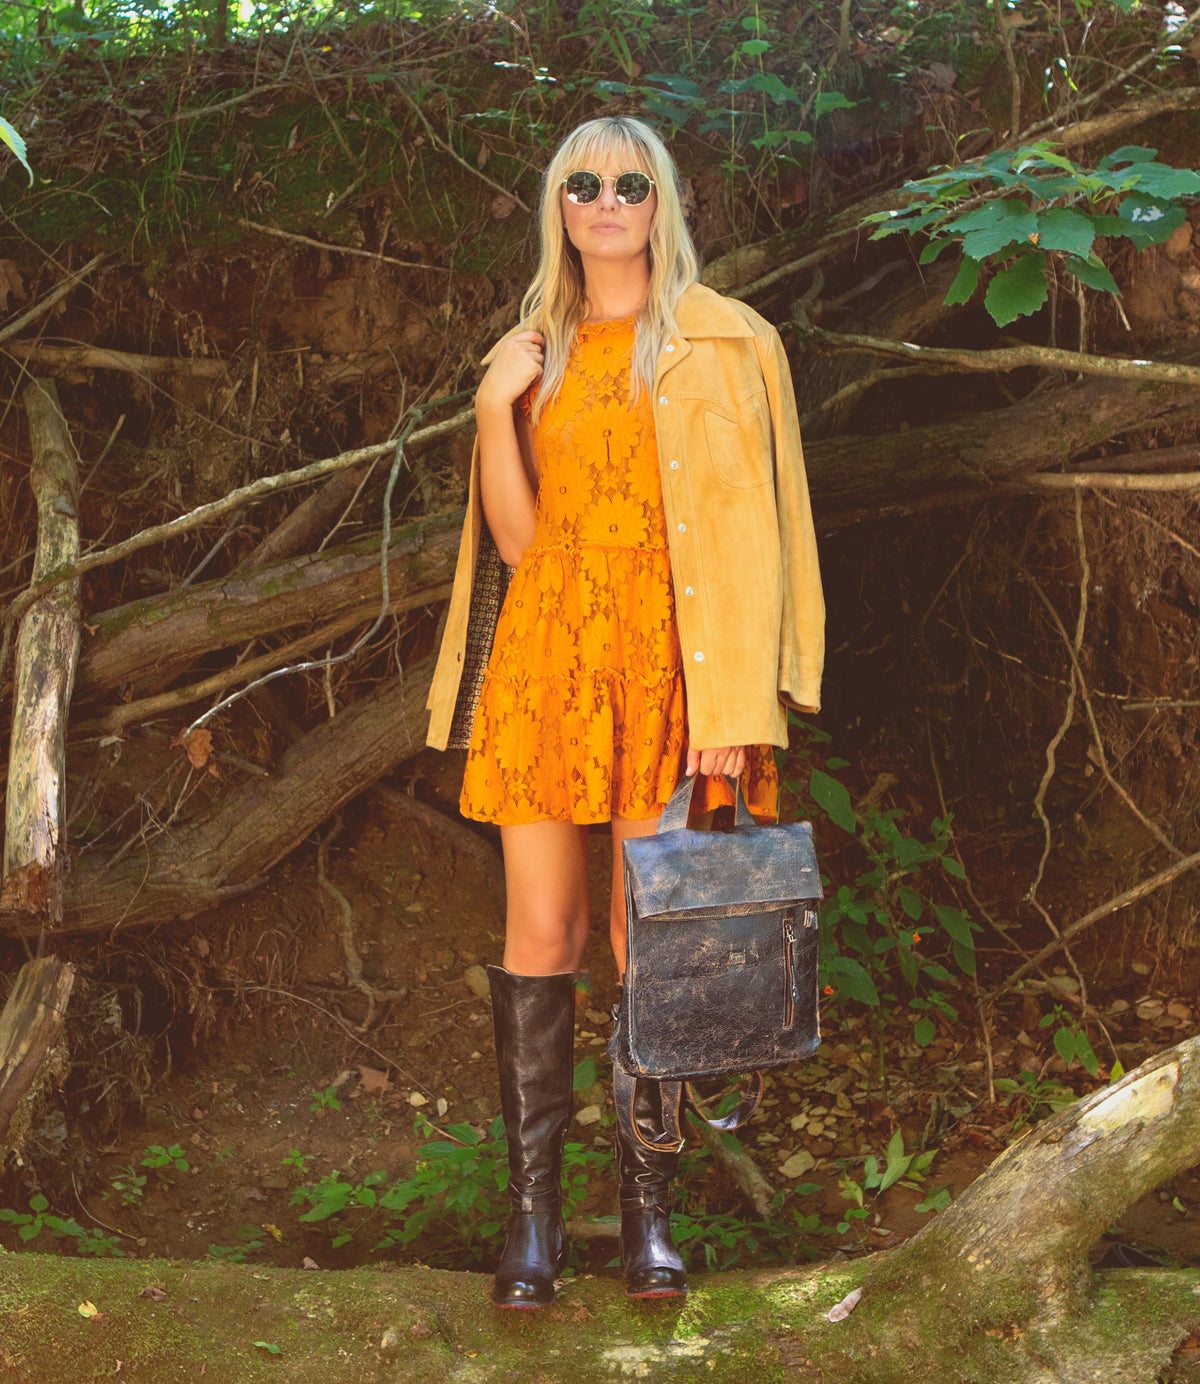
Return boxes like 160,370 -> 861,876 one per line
5,736 -> 1197,1280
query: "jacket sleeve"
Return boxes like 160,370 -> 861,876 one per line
758,324 -> 824,713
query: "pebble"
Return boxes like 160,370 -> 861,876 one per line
463,965 -> 491,998
780,1151 -> 817,1178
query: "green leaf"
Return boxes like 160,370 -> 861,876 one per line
944,256 -> 981,307
739,38 -> 770,55
898,886 -> 924,921
1117,195 -> 1186,249
913,1015 -> 936,1047
1098,145 -> 1159,170
1053,1026 -> 1077,1065
933,902 -> 977,945
747,71 -> 800,103
810,769 -> 856,831
572,1058 -> 598,1092
1035,207 -> 1095,257
950,939 -> 976,976
1064,254 -> 1120,294
984,253 -> 1048,327
823,955 -> 880,1006
1073,1029 -> 1100,1077
919,238 -> 953,266
29,1194 -> 48,1213
253,1341 -> 283,1355
0,117 -> 32,186
946,199 -> 1039,258
1117,162 -> 1200,200
814,91 -> 857,117
941,856 -> 966,880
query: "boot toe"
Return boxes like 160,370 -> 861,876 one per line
492,1273 -> 557,1308
626,1264 -> 688,1298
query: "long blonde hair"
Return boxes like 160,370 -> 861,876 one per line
521,117 -> 700,423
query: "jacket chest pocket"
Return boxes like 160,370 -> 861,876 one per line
700,394 -> 772,489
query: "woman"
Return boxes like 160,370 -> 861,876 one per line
427,116 -> 824,1307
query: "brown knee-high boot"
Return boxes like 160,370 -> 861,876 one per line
614,1070 -> 688,1298
487,965 -> 576,1308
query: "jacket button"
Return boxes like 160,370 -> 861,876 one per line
694,651 -> 705,662
659,395 -> 669,405
669,460 -> 679,470
677,522 -> 686,533
664,344 -> 675,353
684,586 -> 694,596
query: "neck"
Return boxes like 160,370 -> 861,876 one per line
581,257 -> 650,322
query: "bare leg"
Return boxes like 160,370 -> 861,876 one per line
500,820 -> 590,974
608,812 -> 661,978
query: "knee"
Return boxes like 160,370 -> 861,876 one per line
505,905 -> 589,973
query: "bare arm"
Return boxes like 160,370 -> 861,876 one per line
477,331 -> 544,567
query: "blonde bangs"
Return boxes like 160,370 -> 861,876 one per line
520,117 -> 700,424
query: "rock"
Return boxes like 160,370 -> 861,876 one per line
463,965 -> 491,998
780,1150 -> 817,1178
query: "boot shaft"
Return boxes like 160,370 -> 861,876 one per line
488,966 -> 576,1211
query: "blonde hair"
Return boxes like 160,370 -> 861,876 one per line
520,116 -> 699,423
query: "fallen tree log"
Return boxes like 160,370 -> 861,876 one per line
0,660 -> 433,940
75,514 -> 460,699
1,380 -> 80,1147
1,1036 -> 1198,1382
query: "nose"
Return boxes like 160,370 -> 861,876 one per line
596,177 -> 620,210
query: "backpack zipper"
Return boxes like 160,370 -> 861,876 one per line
783,912 -> 798,1028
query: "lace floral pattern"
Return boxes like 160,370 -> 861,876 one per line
461,317 -> 778,825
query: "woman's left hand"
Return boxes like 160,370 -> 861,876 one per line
685,745 -> 747,780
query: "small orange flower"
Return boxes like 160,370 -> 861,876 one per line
823,985 -> 835,995
912,932 -> 921,944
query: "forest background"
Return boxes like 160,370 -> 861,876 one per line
2,0 -> 1200,1380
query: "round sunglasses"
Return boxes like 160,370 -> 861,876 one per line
561,170 -> 656,206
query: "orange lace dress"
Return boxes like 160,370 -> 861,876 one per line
459,316 -> 778,826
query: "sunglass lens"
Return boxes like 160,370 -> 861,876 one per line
615,173 -> 652,204
565,172 -> 602,203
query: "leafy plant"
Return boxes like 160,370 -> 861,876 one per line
141,1143 -> 191,1183
787,718 -> 980,1052
309,1086 -> 342,1114
1038,1004 -> 1101,1077
107,1165 -> 147,1207
836,1130 -> 937,1235
994,1070 -> 1077,1132
865,143 -> 1200,327
289,1115 -> 608,1267
0,1194 -> 125,1256
208,1227 -> 267,1263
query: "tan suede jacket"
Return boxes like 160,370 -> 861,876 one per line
425,281 -> 824,752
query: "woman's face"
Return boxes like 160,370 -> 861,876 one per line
560,149 -> 657,270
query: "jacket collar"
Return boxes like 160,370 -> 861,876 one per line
672,282 -> 757,340
481,282 -> 754,366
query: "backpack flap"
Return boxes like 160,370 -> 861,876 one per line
623,819 -> 822,920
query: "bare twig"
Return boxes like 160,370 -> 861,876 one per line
0,254 -> 107,348
1020,5 -> 1200,143
5,342 -> 225,377
991,848 -> 1200,999
238,219 -> 453,273
994,2 -> 1022,138
686,1108 -> 777,1222
798,322 -> 1200,387
1028,472 -> 1200,492
398,88 -> 531,213
0,400 -> 474,630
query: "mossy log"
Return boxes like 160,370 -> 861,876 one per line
0,661 -> 433,940
0,956 -> 74,1148
2,1038 -> 1200,1382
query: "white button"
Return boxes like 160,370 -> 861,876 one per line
659,396 -> 669,405
664,344 -> 675,353
684,586 -> 694,596
669,460 -> 679,470
677,523 -> 686,533
694,651 -> 705,662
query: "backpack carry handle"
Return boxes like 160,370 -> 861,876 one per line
657,771 -> 756,834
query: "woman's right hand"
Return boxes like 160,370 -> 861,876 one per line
476,331 -> 545,414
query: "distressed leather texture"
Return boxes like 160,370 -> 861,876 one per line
616,777 -> 822,1082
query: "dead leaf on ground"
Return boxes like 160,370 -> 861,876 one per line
490,193 -> 517,219
171,727 -> 213,768
138,1285 -> 168,1302
358,1065 -> 393,1095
